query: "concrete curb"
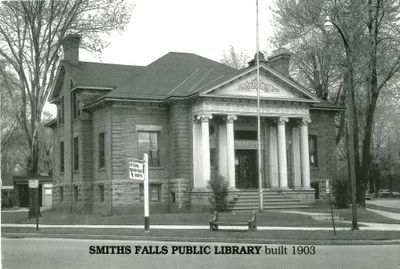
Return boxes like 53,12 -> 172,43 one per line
3,232 -> 400,246
2,223 -> 400,231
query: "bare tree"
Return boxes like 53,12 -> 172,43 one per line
221,46 -> 250,69
272,0 -> 400,205
0,0 -> 133,178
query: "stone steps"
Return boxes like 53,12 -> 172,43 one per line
226,190 -> 314,211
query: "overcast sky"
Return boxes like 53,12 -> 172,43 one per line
80,0 -> 276,66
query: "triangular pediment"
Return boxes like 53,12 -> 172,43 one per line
201,65 -> 319,102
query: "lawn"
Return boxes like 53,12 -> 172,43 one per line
2,209 -> 349,227
2,200 -> 399,227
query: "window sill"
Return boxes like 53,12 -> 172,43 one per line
97,167 -> 106,172
149,167 -> 164,170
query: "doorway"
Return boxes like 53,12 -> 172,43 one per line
235,149 -> 258,189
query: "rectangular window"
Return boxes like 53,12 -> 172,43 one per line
309,135 -> 318,167
99,184 -> 105,202
138,132 -> 160,166
60,186 -> 64,202
98,132 -> 105,168
139,184 -> 161,202
74,186 -> 79,201
60,141 -> 64,172
74,186 -> 78,201
58,97 -> 64,124
73,137 -> 79,171
72,92 -> 80,119
210,148 -> 217,167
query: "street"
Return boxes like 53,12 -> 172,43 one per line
2,238 -> 399,269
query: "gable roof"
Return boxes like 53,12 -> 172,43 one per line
199,63 -> 320,102
104,52 -> 238,100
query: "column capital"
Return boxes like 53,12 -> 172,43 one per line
226,114 -> 237,122
196,113 -> 213,122
278,117 -> 289,125
301,117 -> 311,125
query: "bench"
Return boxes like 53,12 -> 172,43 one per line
209,211 -> 257,231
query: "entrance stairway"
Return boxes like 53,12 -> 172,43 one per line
226,190 -> 315,211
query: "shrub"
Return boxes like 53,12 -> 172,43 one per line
332,176 -> 350,209
208,175 -> 229,212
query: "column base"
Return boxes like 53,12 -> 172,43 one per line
293,187 -> 314,191
191,187 -> 209,192
270,186 -> 281,191
278,187 -> 292,191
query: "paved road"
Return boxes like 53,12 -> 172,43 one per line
2,238 -> 400,269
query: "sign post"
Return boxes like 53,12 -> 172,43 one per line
28,179 -> 39,231
326,179 -> 336,235
143,153 -> 149,233
128,155 -> 149,233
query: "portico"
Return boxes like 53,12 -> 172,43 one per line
192,99 -> 313,192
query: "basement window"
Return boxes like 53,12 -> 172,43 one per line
139,184 -> 161,202
99,184 -> 105,202
60,186 -> 64,202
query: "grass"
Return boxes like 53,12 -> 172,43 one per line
2,199 -> 399,228
2,209 -> 351,227
366,203 -> 400,214
297,200 -> 400,224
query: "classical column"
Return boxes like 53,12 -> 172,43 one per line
269,122 -> 279,189
226,114 -> 237,189
199,114 -> 212,186
291,123 -> 302,189
277,117 -> 289,189
300,117 -> 311,189
192,118 -> 202,189
218,121 -> 228,180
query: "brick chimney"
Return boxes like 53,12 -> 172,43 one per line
62,34 -> 81,65
267,48 -> 291,77
248,51 -> 267,67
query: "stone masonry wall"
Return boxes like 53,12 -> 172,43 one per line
109,103 -> 170,213
309,110 -> 337,184
168,102 -> 192,209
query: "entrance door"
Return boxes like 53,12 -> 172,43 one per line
235,149 -> 258,189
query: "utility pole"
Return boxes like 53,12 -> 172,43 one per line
256,0 -> 263,213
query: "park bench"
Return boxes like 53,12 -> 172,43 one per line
209,211 -> 257,231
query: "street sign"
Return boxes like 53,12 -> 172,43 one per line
29,179 -> 39,188
129,160 -> 144,180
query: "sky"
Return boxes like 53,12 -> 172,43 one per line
80,0 -> 276,65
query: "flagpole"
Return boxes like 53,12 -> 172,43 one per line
256,0 -> 263,213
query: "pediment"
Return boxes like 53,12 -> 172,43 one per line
201,66 -> 318,102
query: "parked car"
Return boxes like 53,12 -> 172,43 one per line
377,189 -> 400,198
378,189 -> 391,197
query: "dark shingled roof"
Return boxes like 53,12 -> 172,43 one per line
105,52 -> 238,100
62,60 -> 144,88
